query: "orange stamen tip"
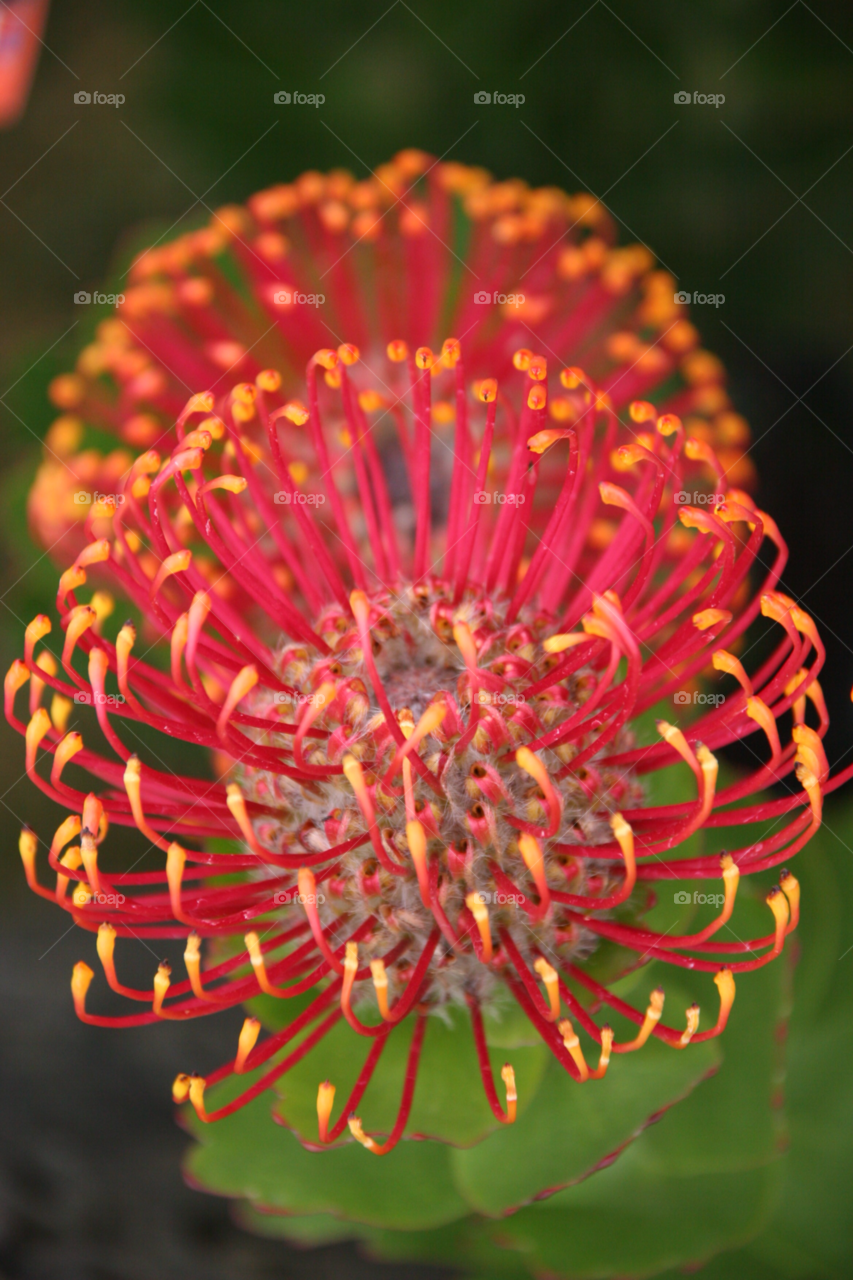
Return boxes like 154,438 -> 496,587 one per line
188,1074 -> 208,1121
337,343 -> 360,366
415,346 -> 434,370
297,866 -> 317,900
18,828 -> 37,878
597,1026 -> 614,1075
680,1003 -> 700,1046
656,413 -> 682,436
342,753 -> 365,793
152,961 -> 171,1012
312,348 -> 339,371
370,958 -> 391,1018
477,378 -> 498,403
779,869 -> 800,928
50,696 -> 73,737
406,819 -> 429,904
71,960 -> 94,1013
172,1073 -> 191,1103
278,401 -> 310,426
558,1017 -> 590,1080
465,891 -> 493,963
349,590 -> 370,623
527,428 -> 572,454
184,932 -> 201,965
542,631 -> 586,653
347,1114 -> 380,1153
527,385 -> 547,411
386,340 -> 408,362
714,969 -> 736,1026
256,368 -> 282,392
6,659 -> 30,698
235,1016 -> 261,1072
512,348 -> 532,371
96,922 -> 117,966
317,1080 -> 336,1140
441,337 -> 461,366
500,1062 -> 517,1120
534,956 -> 560,1021
560,366 -> 587,389
693,608 -> 732,631
766,885 -> 790,933
629,399 -> 656,423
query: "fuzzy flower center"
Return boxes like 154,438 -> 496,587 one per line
237,587 -> 642,1011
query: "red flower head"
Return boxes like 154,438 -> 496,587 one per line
9,151 -> 841,1155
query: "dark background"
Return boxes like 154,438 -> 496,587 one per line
0,2 -> 851,1276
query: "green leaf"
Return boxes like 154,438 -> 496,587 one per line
477,1162 -> 778,1280
233,1203 -> 366,1246
637,902 -> 789,1176
449,1019 -> 720,1216
271,1003 -> 549,1148
185,1091 -> 471,1230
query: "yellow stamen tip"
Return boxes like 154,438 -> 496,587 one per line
235,1016 -> 261,1072
172,1073 -> 191,1103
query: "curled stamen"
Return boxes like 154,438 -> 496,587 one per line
406,819 -> 430,907
297,866 -> 345,974
123,756 -> 170,852
780,869 -> 800,932
558,1018 -> 589,1080
217,665 -> 258,741
500,1064 -> 517,1122
234,1017 -> 261,1072
317,1080 -> 336,1142
340,940 -> 359,1028
534,957 -> 560,1021
465,892 -> 493,962
152,962 -> 172,1015
518,833 -> 550,917
590,1026 -> 614,1079
679,1003 -> 700,1047
370,958 -> 391,1019
613,988 -> 664,1053
184,932 -> 218,1002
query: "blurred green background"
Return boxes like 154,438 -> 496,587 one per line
0,2 -> 851,1277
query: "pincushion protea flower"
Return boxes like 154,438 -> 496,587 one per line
8,151 -> 840,1165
